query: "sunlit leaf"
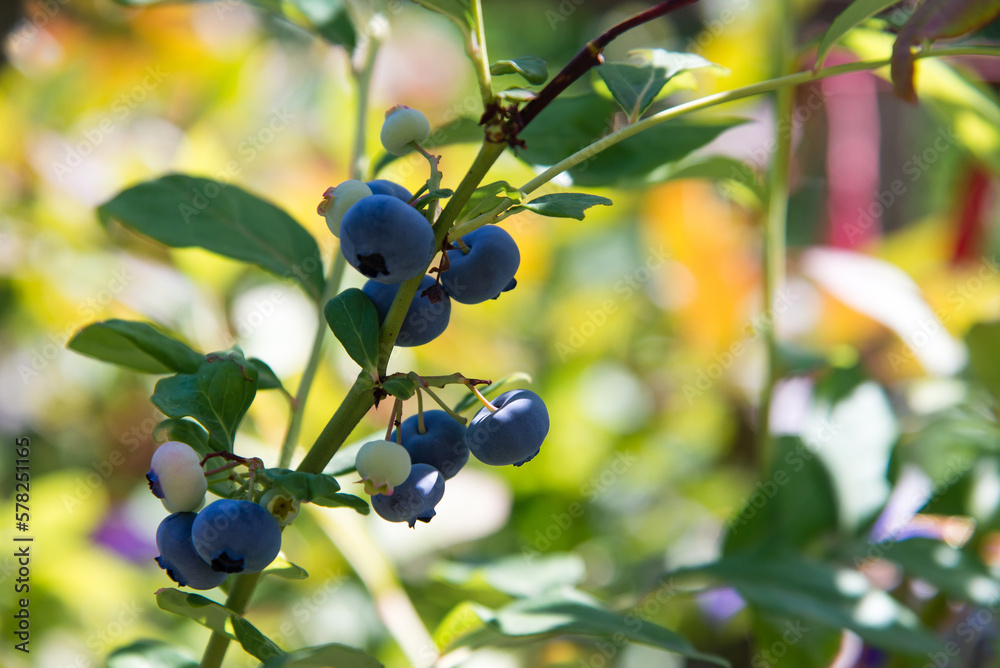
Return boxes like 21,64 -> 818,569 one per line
98,175 -> 324,301
263,556 -> 310,580
597,50 -> 725,120
491,56 -> 548,85
511,193 -> 612,220
260,642 -> 384,668
67,319 -> 202,374
433,553 -> 586,597
324,289 -> 380,376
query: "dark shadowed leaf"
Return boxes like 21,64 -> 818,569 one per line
491,56 -> 548,85
98,175 -> 324,301
68,319 -> 202,374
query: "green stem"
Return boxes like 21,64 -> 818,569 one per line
467,0 -> 494,110
447,44 -> 1000,242
351,14 -> 381,180
297,374 -> 377,474
758,0 -> 795,474
198,572 -> 262,668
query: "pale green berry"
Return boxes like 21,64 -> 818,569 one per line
380,106 -> 431,156
355,440 -> 411,496
317,180 -> 373,237
259,488 -> 300,527
147,441 -> 207,513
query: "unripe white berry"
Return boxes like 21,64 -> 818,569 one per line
380,106 -> 431,156
147,441 -> 207,513
317,180 -> 372,237
355,439 -> 411,495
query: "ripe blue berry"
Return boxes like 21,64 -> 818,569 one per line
147,441 -> 207,513
441,225 -> 520,304
393,410 -> 469,479
155,512 -> 228,590
371,464 -> 445,527
340,195 -> 435,284
362,275 -> 451,347
380,105 -> 431,155
366,179 -> 411,202
355,440 -> 411,495
466,389 -> 549,466
191,499 -> 282,574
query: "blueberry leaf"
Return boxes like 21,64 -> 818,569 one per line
262,556 -> 309,580
261,468 -> 341,501
248,357 -> 284,392
597,50 -> 726,121
381,376 -> 417,401
151,350 -> 258,453
260,643 -> 384,668
490,56 -> 548,85
311,492 -> 371,515
153,419 -> 211,458
155,588 -> 285,662
458,181 -> 523,223
98,174 -> 324,301
67,319 -> 202,374
287,0 -> 356,51
814,0 -> 900,69
512,193 -> 612,221
324,289 -> 380,376
106,640 -> 198,668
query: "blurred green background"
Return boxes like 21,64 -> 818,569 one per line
4,0 -> 1000,666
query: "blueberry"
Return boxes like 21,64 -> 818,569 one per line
259,488 -> 300,527
392,410 -> 469,479
318,180 -> 372,237
380,105 -> 431,155
362,275 -> 451,347
466,389 -> 549,466
340,195 -> 436,284
366,179 -> 412,202
355,439 -> 412,495
371,464 -> 445,527
155,512 -> 228,590
441,225 -> 520,304
146,441 -> 207,513
191,499 -> 282,574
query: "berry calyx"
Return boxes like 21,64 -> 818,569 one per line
259,488 -> 300,527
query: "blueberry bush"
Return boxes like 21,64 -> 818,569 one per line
7,0 -> 1000,666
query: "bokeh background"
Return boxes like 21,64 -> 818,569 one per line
4,0 -> 1000,666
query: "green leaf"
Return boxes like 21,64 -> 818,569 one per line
248,358 -> 285,392
380,376 -> 416,400
261,468 -> 341,501
450,589 -> 729,665
287,0 -> 356,51
106,640 -> 198,668
511,193 -> 612,221
658,154 -> 767,204
151,350 -> 258,453
814,0 -> 900,69
965,321 -> 1000,396
156,588 -> 285,662
517,93 -> 743,187
311,492 -> 370,515
98,175 -> 324,301
490,56 -> 548,85
457,181 -> 523,224
154,419 -> 211,458
410,0 -> 473,37
723,436 -> 839,555
675,554 -> 941,654
324,289 -> 380,375
260,642 -> 384,668
67,319 -> 202,374
453,372 -> 532,413
597,50 -> 725,120
263,556 -> 310,580
496,88 -> 537,104
433,553 -> 586,598
371,117 -> 484,176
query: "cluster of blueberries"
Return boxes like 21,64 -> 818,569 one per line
148,442 -> 282,590
318,106 -> 521,347
149,106 -> 550,590
356,388 -> 549,527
